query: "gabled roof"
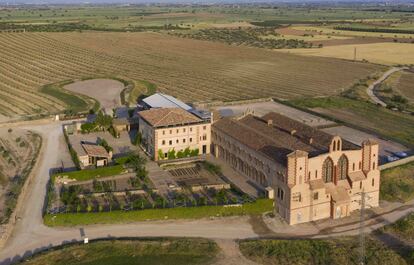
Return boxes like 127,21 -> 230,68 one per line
81,144 -> 110,158
213,112 -> 359,165
142,93 -> 192,110
138,108 -> 202,128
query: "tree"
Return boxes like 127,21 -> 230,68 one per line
158,149 -> 164,160
168,149 -> 176,160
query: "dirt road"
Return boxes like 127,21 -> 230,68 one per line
366,67 -> 407,107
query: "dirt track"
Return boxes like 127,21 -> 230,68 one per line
64,79 -> 124,113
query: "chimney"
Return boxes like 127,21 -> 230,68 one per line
267,119 -> 273,126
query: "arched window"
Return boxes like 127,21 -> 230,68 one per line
322,158 -> 334,183
338,155 -> 348,180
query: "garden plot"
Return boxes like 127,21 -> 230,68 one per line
167,163 -> 230,191
0,128 -> 41,222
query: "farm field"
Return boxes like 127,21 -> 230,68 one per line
293,25 -> 414,40
289,97 -> 414,147
0,31 -> 382,120
395,71 -> 414,102
380,162 -> 414,202
279,42 -> 414,65
20,238 -> 218,265
239,237 -> 411,265
1,6 -> 411,30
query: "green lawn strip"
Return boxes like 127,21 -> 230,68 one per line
20,238 -> 218,265
239,237 -> 410,265
51,165 -> 125,183
44,199 -> 273,226
288,96 -> 414,148
380,162 -> 414,202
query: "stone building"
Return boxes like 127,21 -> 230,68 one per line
138,107 -> 211,161
212,112 -> 380,225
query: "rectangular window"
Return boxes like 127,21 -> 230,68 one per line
162,130 -> 165,135
190,127 -> 192,132
183,139 -> 186,143
164,153 -> 168,158
203,126 -> 206,130
183,128 -> 186,133
176,139 -> 179,144
353,163 -> 355,171
169,140 -> 172,146
315,170 -> 318,178
373,162 -> 376,170
313,192 -> 318,200
292,192 -> 301,202
360,181 -> 362,189
202,134 -> 207,141
169,130 -> 172,134
190,138 -> 192,143
372,178 -> 375,187
162,140 -> 165,145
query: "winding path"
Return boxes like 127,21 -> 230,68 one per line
0,121 -> 413,264
366,67 -> 408,107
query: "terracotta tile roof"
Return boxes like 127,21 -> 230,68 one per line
213,112 -> 359,165
326,184 -> 351,203
348,171 -> 366,182
309,179 -> 325,190
138,108 -> 202,128
81,144 -> 110,158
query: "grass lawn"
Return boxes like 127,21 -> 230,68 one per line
380,162 -> 414,202
239,237 -> 410,265
44,199 -> 273,227
289,96 -> 414,148
52,165 -> 125,183
19,238 -> 218,265
381,212 -> 414,243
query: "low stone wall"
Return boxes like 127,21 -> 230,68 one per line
379,156 -> 414,171
158,155 -> 206,167
191,183 -> 231,192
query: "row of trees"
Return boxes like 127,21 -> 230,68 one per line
174,28 -> 314,49
158,147 -> 199,160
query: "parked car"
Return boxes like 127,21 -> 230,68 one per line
387,156 -> 400,162
394,151 -> 408,158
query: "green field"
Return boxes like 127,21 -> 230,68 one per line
289,96 -> 414,147
52,165 -> 125,183
1,5 -> 411,31
380,162 -> 414,202
44,199 -> 273,226
381,212 -> 414,242
19,238 -> 218,265
239,237 -> 411,265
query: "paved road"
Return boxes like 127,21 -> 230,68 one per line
366,67 -> 407,107
1,121 -> 414,264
